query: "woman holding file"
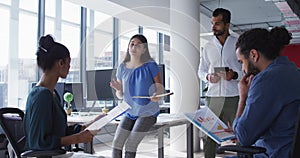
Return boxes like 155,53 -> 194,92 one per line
23,35 -> 105,155
110,34 -> 164,158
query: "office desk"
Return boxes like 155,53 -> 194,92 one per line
151,113 -> 194,158
68,113 -> 194,158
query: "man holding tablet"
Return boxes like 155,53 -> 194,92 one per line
198,8 -> 243,158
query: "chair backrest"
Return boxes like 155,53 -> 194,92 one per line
291,108 -> 300,158
0,108 -> 25,158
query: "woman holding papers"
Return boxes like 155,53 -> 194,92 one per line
110,34 -> 164,158
23,35 -> 105,154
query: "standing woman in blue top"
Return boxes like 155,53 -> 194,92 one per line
110,34 -> 164,158
23,35 -> 104,152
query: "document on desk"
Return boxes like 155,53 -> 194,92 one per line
184,106 -> 236,144
132,92 -> 174,99
86,102 -> 131,131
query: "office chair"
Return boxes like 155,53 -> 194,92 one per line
0,107 -> 66,158
218,107 -> 300,158
0,133 -> 8,157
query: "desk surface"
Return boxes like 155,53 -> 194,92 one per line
68,112 -> 193,158
67,112 -> 188,127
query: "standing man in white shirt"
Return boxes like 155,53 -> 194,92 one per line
198,8 -> 243,158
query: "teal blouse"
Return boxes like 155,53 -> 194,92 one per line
24,86 -> 73,150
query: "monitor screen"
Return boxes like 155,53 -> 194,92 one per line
157,64 -> 169,103
65,83 -> 85,111
86,65 -> 165,101
54,82 -> 66,106
31,82 -> 65,107
86,69 -> 117,101
158,64 -> 165,88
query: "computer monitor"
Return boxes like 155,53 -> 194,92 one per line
86,65 -> 165,101
65,83 -> 85,111
31,82 -> 84,111
54,82 -> 66,106
157,64 -> 170,103
86,69 -> 117,101
158,64 -> 165,88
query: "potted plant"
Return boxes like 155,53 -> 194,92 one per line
63,92 -> 73,115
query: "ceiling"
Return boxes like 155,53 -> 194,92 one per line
67,0 -> 300,44
200,0 -> 283,33
199,0 -> 300,44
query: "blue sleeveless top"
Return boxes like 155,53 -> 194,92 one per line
116,61 -> 160,120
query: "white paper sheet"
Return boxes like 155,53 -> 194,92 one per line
86,102 -> 131,131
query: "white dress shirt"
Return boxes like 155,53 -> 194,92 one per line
198,35 -> 243,97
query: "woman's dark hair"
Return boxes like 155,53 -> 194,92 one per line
123,34 -> 153,63
236,26 -> 292,60
213,8 -> 231,24
36,35 -> 70,71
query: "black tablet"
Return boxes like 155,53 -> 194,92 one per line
214,67 -> 229,73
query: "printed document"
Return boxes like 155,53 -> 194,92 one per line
86,102 -> 131,131
184,106 -> 236,144
132,92 -> 174,99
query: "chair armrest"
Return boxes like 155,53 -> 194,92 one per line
21,149 -> 66,157
218,145 -> 266,154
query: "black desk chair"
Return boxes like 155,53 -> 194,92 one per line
0,107 -> 65,158
0,133 -> 8,158
218,107 -> 300,158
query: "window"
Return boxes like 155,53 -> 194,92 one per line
86,10 -> 113,70
44,0 -> 55,35
143,28 -> 159,62
44,0 -> 82,83
0,0 -> 38,109
0,2 -> 9,108
85,10 -> 114,109
0,0 -> 170,110
61,1 -> 81,83
118,20 -> 138,64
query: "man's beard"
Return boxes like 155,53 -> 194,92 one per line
213,29 -> 225,36
246,60 -> 260,77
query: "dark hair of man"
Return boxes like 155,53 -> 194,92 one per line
123,34 -> 153,63
213,8 -> 231,24
236,27 -> 292,60
36,34 -> 70,72
270,26 -> 292,51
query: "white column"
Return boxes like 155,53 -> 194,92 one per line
169,0 -> 200,152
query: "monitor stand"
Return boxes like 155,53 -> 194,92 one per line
102,100 -> 109,114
